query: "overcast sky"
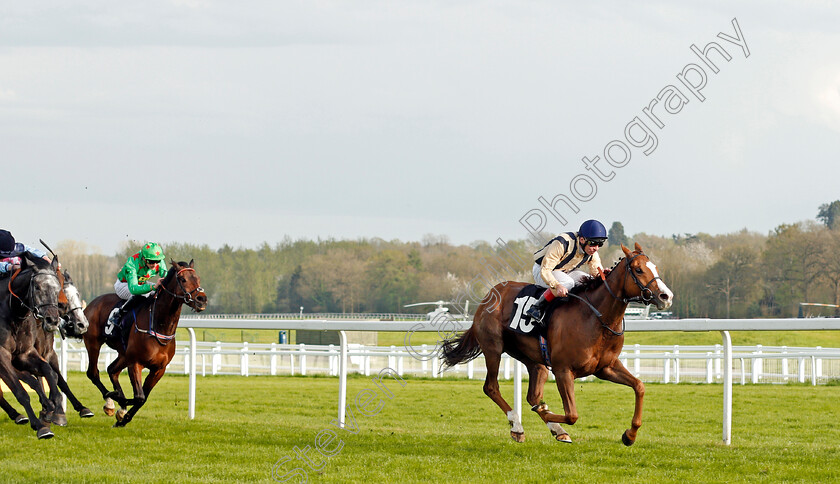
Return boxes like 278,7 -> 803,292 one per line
2,1 -> 838,255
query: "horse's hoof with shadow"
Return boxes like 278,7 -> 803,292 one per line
621,430 -> 635,446
51,413 -> 68,427
510,431 -> 525,443
79,408 -> 94,418
14,415 -> 29,425
36,427 -> 54,439
555,433 -> 572,443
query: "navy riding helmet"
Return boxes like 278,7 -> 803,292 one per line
0,229 -> 17,257
578,220 -> 607,240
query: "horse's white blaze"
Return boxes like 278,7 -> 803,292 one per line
63,284 -> 89,329
507,410 -> 524,434
646,261 -> 674,304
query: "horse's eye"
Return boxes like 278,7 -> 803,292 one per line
635,268 -> 643,274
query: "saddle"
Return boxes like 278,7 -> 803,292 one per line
105,301 -> 136,350
507,285 -> 557,338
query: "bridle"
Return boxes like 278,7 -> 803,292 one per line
8,267 -> 61,324
137,266 -> 203,346
602,253 -> 663,306
576,252 -> 663,337
158,267 -> 204,306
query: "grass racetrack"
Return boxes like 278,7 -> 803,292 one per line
1,372 -> 839,483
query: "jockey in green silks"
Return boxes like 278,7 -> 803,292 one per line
106,242 -> 168,334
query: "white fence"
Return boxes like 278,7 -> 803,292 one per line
57,317 -> 840,446
62,340 -> 840,386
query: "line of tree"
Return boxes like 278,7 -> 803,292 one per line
53,202 -> 840,319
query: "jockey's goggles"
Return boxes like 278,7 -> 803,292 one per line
585,239 -> 606,247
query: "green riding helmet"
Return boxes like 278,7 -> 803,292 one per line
141,242 -> 165,262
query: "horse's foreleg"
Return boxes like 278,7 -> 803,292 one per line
46,350 -> 93,417
525,362 -> 570,442
534,369 -> 578,429
15,371 -> 54,418
27,354 -> 65,424
0,388 -> 27,424
0,352 -> 52,438
596,360 -> 644,446
115,365 -> 165,427
105,354 -> 130,409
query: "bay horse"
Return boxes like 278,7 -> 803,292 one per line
0,270 -> 93,427
83,260 -> 207,427
0,253 -> 64,438
441,243 -> 673,445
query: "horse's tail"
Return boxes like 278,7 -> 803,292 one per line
440,325 -> 482,370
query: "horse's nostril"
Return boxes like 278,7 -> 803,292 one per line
659,293 -> 669,300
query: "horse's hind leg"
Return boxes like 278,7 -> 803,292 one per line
481,350 -> 525,442
84,338 -> 117,415
596,360 -> 644,446
525,362 -> 571,443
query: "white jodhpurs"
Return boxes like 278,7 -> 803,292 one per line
532,263 -> 589,291
113,280 -> 153,301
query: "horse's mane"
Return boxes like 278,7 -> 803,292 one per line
23,252 -> 50,270
160,261 -> 191,287
567,256 -> 629,295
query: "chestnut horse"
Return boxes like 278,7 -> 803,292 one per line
83,260 -> 207,427
441,243 -> 673,445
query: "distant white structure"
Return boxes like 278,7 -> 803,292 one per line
624,304 -> 651,320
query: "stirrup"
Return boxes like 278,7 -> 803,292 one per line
105,309 -> 121,335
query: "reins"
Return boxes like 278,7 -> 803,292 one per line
7,267 -> 61,323
135,266 -> 202,346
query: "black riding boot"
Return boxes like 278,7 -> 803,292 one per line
107,295 -> 142,331
526,292 -> 549,324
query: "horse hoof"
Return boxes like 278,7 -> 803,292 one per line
116,408 -> 127,421
103,405 -> 115,417
14,415 -> 29,425
79,408 -> 94,418
37,427 -> 55,439
510,431 -> 525,443
621,430 -> 635,447
52,413 -> 69,427
556,433 -> 572,443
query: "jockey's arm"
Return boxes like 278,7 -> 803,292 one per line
540,241 -> 570,297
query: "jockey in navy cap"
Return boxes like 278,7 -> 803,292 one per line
525,220 -> 607,324
0,229 -> 50,276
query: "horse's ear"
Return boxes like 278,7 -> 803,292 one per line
634,242 -> 643,253
621,244 -> 632,257
63,270 -> 71,282
189,259 -> 194,268
170,258 -> 177,268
